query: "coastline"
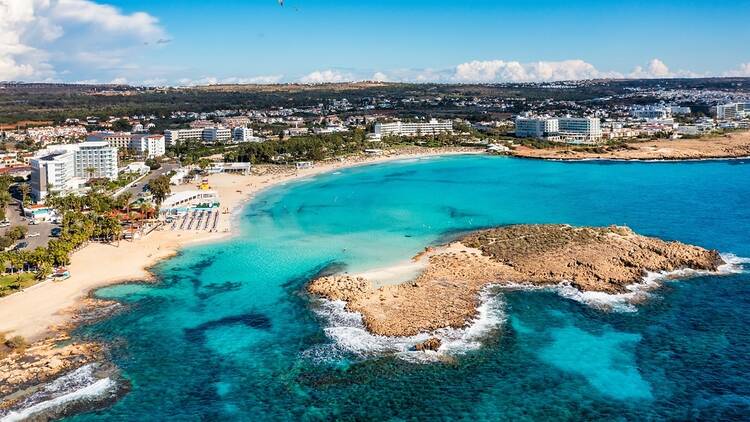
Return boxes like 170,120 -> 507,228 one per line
0,146 -> 482,343
509,130 -> 750,162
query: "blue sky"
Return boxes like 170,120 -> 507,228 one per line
2,0 -> 750,85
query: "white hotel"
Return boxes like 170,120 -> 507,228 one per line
88,132 -> 166,158
30,141 -> 118,200
515,116 -> 602,144
374,119 -> 454,137
716,102 -> 750,120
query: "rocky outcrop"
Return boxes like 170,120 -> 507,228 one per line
510,131 -> 750,161
414,337 -> 442,352
308,225 -> 724,337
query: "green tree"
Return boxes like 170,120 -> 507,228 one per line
35,261 -> 52,280
112,119 -> 132,132
19,183 -> 30,205
148,175 -> 171,209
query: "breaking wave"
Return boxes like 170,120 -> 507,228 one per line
511,253 -> 749,313
305,287 -> 506,363
1,364 -> 119,422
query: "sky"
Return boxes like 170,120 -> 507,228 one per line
2,0 -> 750,86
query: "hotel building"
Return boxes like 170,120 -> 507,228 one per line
164,128 -> 204,145
515,116 -> 559,138
232,127 -> 263,143
202,127 -> 232,143
373,119 -> 454,137
30,141 -> 118,200
557,117 -> 602,143
716,102 -> 750,120
88,132 -> 166,158
515,116 -> 602,144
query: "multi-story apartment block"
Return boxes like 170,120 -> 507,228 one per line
232,127 -> 262,143
30,141 -> 118,200
557,117 -> 602,143
202,127 -> 232,143
515,116 -> 601,144
631,106 -> 671,120
88,132 -> 166,158
373,119 -> 453,137
164,128 -> 204,145
515,116 -> 559,138
716,102 -> 750,120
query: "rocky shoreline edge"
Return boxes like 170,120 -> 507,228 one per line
308,225 -> 725,343
0,297 -> 126,418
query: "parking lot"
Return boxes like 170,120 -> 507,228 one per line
2,201 -> 57,250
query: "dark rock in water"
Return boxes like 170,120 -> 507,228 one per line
184,312 -> 272,343
414,338 -> 442,352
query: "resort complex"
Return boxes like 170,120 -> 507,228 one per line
1,0 -> 750,419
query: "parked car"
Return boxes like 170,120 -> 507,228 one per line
51,227 -> 62,237
28,233 -> 41,237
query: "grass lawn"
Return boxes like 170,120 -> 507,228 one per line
0,272 -> 39,297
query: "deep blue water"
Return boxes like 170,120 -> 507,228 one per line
70,156 -> 750,420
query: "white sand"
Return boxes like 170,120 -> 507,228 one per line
0,149 -> 482,340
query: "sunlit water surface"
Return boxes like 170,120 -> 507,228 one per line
68,156 -> 750,420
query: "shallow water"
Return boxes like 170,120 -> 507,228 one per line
65,155 -> 749,420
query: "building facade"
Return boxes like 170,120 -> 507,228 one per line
232,127 -> 262,143
515,117 -> 559,138
30,141 -> 118,200
202,127 -> 232,143
129,135 -> 166,158
631,106 -> 671,120
515,116 -> 601,143
164,128 -> 204,145
88,132 -> 166,158
716,102 -> 750,120
557,117 -> 602,143
374,119 -> 454,137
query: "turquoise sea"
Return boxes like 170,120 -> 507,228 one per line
68,155 -> 749,420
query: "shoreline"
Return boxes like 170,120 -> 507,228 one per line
511,153 -> 750,163
308,225 -> 726,338
0,146 -> 482,343
508,131 -> 750,162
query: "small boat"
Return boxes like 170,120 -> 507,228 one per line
53,268 -> 71,281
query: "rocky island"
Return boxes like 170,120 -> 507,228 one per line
308,225 -> 724,337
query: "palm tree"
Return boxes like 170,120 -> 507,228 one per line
0,190 -> 11,222
35,262 -> 52,280
85,167 -> 97,180
19,183 -> 30,205
148,175 -> 171,210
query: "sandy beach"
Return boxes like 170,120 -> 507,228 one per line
0,147 -> 481,342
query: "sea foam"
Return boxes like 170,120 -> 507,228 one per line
552,253 -> 748,313
306,287 -> 506,363
1,364 -> 117,422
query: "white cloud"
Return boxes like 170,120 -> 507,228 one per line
0,0 -> 166,81
371,71 -> 389,82
174,75 -> 284,86
299,70 -> 354,84
629,58 -> 672,78
109,77 -> 128,85
452,59 -> 619,83
724,63 -> 750,77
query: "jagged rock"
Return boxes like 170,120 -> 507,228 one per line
414,338 -> 441,352
308,224 -> 724,337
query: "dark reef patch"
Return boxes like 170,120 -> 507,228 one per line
196,281 -> 244,299
184,312 -> 272,343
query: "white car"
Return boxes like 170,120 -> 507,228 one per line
28,233 -> 41,237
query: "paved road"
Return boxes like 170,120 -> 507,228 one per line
116,162 -> 179,201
